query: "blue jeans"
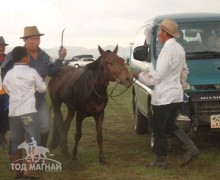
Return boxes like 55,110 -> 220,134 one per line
9,112 -> 40,154
36,99 -> 50,135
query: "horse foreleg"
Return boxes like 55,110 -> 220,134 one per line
72,112 -> 83,160
61,108 -> 75,156
94,112 -> 107,164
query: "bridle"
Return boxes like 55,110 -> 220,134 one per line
92,57 -> 132,99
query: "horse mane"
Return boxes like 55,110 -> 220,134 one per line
85,56 -> 101,71
85,49 -> 113,71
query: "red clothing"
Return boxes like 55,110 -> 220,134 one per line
0,55 -> 6,94
0,56 -> 4,63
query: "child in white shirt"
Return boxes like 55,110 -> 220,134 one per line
3,46 -> 46,178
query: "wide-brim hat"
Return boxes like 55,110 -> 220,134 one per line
0,36 -> 9,46
160,18 -> 180,38
20,26 -> 44,39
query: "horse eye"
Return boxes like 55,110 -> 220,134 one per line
107,62 -> 113,65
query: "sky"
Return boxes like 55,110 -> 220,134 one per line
1,0 -> 220,49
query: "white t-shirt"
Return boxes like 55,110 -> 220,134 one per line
3,64 -> 46,116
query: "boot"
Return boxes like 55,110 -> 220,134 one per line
41,133 -> 49,147
8,139 -> 12,171
146,156 -> 167,169
11,150 -> 23,179
23,162 -> 40,179
174,129 -> 200,167
0,133 -> 7,149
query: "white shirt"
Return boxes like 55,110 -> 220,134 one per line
3,64 -> 46,116
138,38 -> 189,106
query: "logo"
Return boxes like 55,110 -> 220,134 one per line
11,137 -> 62,172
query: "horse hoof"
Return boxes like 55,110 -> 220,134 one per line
100,159 -> 108,164
72,155 -> 78,161
61,150 -> 70,157
49,141 -> 60,149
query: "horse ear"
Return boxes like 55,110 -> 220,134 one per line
113,44 -> 118,54
98,45 -> 105,56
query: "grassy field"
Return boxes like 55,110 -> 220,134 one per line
1,81 -> 220,180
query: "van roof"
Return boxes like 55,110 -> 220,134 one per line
146,13 -> 220,25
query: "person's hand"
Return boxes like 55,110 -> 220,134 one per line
58,47 -> 67,61
130,67 -> 141,79
133,70 -> 141,79
182,81 -> 190,90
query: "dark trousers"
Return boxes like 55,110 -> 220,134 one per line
152,103 -> 180,157
0,94 -> 9,133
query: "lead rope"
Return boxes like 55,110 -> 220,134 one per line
92,73 -> 135,99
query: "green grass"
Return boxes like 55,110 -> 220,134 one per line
1,80 -> 220,180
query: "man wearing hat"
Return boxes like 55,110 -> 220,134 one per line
132,19 -> 199,168
0,36 -> 9,149
2,26 -> 67,149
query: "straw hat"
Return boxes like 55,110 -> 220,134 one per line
0,36 -> 9,46
160,18 -> 180,38
20,26 -> 44,39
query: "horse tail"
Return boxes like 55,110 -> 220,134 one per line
49,104 -> 53,121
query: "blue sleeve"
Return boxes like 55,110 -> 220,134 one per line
47,59 -> 63,77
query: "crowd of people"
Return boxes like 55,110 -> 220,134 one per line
0,26 -> 66,178
0,19 -> 200,179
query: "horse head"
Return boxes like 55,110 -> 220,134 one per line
98,45 -> 133,87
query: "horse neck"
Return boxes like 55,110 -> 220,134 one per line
93,60 -> 110,88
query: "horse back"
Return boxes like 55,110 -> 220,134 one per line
49,65 -> 108,116
48,66 -> 83,103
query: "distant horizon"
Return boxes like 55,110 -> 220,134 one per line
5,44 -> 130,50
5,44 -> 131,60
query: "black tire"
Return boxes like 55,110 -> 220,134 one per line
133,97 -> 149,134
147,105 -> 155,151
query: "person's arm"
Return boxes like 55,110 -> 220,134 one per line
180,58 -> 189,90
138,48 -> 170,86
1,52 -> 14,79
47,59 -> 63,77
47,47 -> 66,77
34,70 -> 46,93
2,73 -> 11,95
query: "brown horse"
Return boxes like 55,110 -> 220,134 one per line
48,45 -> 133,163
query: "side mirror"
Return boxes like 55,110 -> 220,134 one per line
133,45 -> 148,61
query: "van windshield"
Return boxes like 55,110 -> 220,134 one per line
155,22 -> 220,59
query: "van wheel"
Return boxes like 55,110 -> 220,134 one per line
133,98 -> 148,134
150,128 -> 155,151
148,105 -> 155,151
74,64 -> 79,68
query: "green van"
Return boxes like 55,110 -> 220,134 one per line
131,13 -> 220,147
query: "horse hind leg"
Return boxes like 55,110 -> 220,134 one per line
50,103 -> 63,149
50,119 -> 60,149
61,107 -> 75,156
72,112 -> 83,160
